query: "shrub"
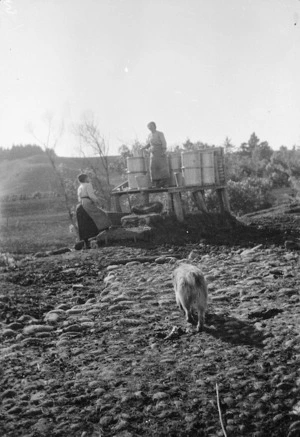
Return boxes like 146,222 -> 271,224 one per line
227,178 -> 274,216
205,177 -> 274,216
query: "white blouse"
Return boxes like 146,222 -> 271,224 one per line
147,130 -> 167,152
77,182 -> 98,202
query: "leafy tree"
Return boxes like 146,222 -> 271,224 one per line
240,132 -> 260,156
265,147 -> 295,187
109,141 -> 146,176
223,137 -> 235,154
248,132 -> 260,151
255,141 -> 273,161
182,138 -> 210,150
119,144 -> 131,159
0,144 -> 44,160
250,142 -> 272,177
114,144 -> 132,174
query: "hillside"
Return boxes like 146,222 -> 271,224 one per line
0,154 -> 124,198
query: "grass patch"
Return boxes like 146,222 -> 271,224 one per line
0,208 -> 75,254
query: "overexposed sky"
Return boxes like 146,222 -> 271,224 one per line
0,0 -> 299,156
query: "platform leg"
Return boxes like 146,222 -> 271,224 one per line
168,192 -> 174,213
216,188 -> 230,214
222,189 -> 231,212
192,190 -> 208,213
172,192 -> 185,222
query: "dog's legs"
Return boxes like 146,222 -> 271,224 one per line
196,307 -> 205,332
176,298 -> 193,324
184,307 -> 194,324
176,298 -> 185,315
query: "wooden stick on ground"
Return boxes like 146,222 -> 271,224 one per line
216,383 -> 227,437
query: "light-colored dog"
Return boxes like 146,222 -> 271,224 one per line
172,263 -> 208,331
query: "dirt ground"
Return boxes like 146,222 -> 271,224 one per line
0,206 -> 300,437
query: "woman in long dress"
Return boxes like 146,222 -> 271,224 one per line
144,121 -> 170,188
76,174 -> 111,248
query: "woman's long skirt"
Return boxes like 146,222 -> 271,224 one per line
76,199 -> 111,241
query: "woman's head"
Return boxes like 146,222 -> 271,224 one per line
147,121 -> 156,132
78,173 -> 89,183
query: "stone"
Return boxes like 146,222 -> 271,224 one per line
23,325 -> 53,336
2,329 -> 17,338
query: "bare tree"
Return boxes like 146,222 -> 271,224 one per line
28,113 -> 78,233
73,113 -> 112,209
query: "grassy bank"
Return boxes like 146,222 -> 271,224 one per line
0,198 -> 75,253
0,211 -> 75,254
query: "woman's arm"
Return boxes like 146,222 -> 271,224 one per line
86,183 -> 98,202
142,134 -> 152,150
77,186 -> 82,202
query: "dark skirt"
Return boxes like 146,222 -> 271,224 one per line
76,204 -> 99,241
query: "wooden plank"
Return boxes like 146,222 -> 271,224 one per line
111,185 -> 227,200
168,192 -> 174,213
111,185 -> 227,197
111,180 -> 129,192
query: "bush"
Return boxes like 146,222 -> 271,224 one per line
205,177 -> 274,216
227,178 -> 274,216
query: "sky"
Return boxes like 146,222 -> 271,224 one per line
0,0 -> 300,156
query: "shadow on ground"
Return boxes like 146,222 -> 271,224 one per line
160,311 -> 265,349
145,212 -> 289,248
205,312 -> 265,348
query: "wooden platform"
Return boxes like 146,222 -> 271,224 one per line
110,147 -> 230,222
110,184 -> 230,222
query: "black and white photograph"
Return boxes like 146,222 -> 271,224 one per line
0,1 -> 300,436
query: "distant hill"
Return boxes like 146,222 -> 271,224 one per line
0,154 -> 124,198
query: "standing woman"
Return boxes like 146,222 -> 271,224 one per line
76,174 -> 111,249
143,121 -> 170,188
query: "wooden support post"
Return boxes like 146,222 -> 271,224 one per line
167,192 -> 174,213
216,188 -> 230,214
140,191 -> 150,205
192,190 -> 208,213
111,195 -> 122,212
172,192 -> 185,222
216,189 -> 224,214
221,188 -> 231,212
